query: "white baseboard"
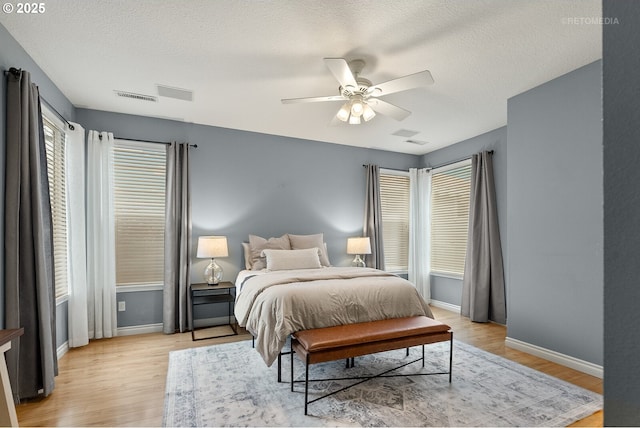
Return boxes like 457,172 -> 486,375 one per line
429,299 -> 461,314
57,341 -> 69,360
505,337 -> 603,379
117,323 -> 164,336
115,317 -> 237,336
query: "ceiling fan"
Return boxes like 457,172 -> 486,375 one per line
281,58 -> 434,124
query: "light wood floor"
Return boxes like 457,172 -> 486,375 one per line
16,306 -> 602,427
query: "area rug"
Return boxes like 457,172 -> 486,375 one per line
163,339 -> 601,427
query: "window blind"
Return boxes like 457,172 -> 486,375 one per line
43,116 -> 69,299
430,161 -> 472,276
380,172 -> 410,272
113,140 -> 167,286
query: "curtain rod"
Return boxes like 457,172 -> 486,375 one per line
100,134 -> 197,148
4,67 -> 21,79
361,150 -> 494,172
5,67 -> 76,130
40,97 -> 75,130
426,150 -> 494,171
361,164 -> 408,172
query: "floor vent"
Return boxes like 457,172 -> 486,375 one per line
114,90 -> 157,102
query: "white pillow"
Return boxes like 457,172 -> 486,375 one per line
262,248 -> 322,271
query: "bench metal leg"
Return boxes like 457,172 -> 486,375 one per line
345,357 -> 356,368
304,356 -> 310,416
422,344 -> 425,367
291,348 -> 295,392
449,332 -> 453,383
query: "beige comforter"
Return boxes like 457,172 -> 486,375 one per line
235,267 -> 433,366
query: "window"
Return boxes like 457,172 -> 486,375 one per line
430,160 -> 472,277
379,171 -> 410,272
43,114 -> 69,299
113,140 -> 167,286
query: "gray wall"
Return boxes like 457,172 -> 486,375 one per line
1,23 -> 75,348
76,108 -> 421,327
506,61 -> 603,366
603,1 -> 640,424
420,61 -> 603,369
0,22 -> 612,386
421,127 -> 507,307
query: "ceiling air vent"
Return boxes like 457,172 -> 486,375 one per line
405,139 -> 429,146
392,129 -> 419,138
114,90 -> 157,102
157,84 -> 193,102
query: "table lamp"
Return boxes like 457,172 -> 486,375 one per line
347,237 -> 371,268
197,236 -> 229,285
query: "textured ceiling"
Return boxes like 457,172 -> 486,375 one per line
0,0 -> 602,154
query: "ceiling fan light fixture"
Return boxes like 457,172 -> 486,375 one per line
336,102 -> 351,122
362,103 -> 376,122
350,97 -> 364,117
282,58 -> 433,125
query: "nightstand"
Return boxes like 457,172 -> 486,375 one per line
190,282 -> 238,341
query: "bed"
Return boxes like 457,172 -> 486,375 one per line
234,234 -> 433,366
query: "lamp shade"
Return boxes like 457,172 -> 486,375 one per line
347,237 -> 371,255
350,97 -> 364,117
362,103 -> 376,121
348,114 -> 361,125
336,102 -> 351,122
197,236 -> 229,258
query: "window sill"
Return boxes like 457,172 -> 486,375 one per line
430,272 -> 464,281
116,284 -> 163,293
55,294 -> 69,306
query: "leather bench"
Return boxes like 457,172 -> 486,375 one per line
289,316 -> 453,415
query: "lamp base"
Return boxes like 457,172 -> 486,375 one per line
204,258 -> 223,285
352,254 -> 366,268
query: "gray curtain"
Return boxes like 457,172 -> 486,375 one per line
363,164 -> 384,269
4,69 -> 58,400
461,151 -> 506,324
163,142 -> 192,333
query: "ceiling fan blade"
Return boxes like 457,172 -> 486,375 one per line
368,70 -> 434,97
281,95 -> 345,104
367,99 -> 411,121
324,58 -> 358,89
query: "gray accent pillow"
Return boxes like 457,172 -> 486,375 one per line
249,234 -> 291,270
287,233 -> 331,266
